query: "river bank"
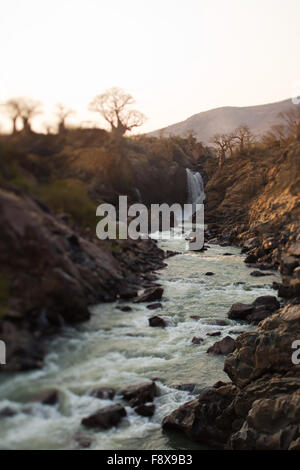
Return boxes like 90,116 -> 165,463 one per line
0,225 -> 281,449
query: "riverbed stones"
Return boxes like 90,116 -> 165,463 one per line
134,404 -> 155,417
149,316 -> 166,328
121,381 -> 157,407
81,404 -> 126,430
250,270 -> 273,277
207,336 -> 236,355
147,303 -> 162,310
133,286 -> 164,303
227,296 -> 280,324
192,337 -> 203,344
90,387 -> 116,400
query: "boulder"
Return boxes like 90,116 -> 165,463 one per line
149,316 -> 166,328
81,404 -> 126,430
227,296 -> 280,324
147,303 -> 162,310
162,384 -> 238,448
250,271 -> 273,277
227,303 -> 253,320
134,287 -> 164,303
121,381 -> 157,407
192,337 -> 203,344
134,404 -> 155,417
207,336 -> 236,355
117,306 -> 132,312
205,272 -> 215,276
207,331 -> 221,337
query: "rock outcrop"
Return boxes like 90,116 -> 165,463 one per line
163,302 -> 300,450
0,184 -> 166,371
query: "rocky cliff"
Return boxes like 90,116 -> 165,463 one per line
163,141 -> 300,450
0,183 -> 166,371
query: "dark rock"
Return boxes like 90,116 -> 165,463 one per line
133,287 -> 164,303
117,306 -> 132,312
245,254 -> 258,264
121,381 -> 157,407
190,315 -> 200,320
149,316 -> 166,328
223,253 -> 234,256
162,384 -> 237,448
252,295 -> 280,310
205,272 -> 215,276
134,404 -> 155,417
81,404 -> 126,430
229,330 -> 246,335
207,331 -> 221,337
192,337 -> 203,344
31,389 -> 59,406
172,383 -> 201,392
250,271 -> 273,277
0,407 -> 18,418
227,303 -> 253,320
147,303 -> 162,310
74,432 -> 93,449
207,336 -> 236,355
213,381 -> 228,389
90,387 -> 116,400
227,296 -> 280,324
165,250 -> 181,259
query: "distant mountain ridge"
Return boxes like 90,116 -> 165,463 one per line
149,98 -> 293,144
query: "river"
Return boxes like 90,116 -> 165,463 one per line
0,225 -> 279,450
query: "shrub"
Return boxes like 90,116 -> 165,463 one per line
36,178 -> 97,229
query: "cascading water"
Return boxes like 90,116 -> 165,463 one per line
185,168 -> 206,220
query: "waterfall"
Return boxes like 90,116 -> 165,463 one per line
185,168 -> 205,219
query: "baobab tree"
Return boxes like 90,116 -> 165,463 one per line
20,98 -> 42,133
89,87 -> 146,139
213,134 -> 229,165
234,125 -> 254,153
1,98 -> 23,133
55,103 -> 74,133
2,97 -> 42,133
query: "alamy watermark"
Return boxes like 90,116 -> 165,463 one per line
292,340 -> 300,365
0,340 -> 6,365
96,196 -> 204,251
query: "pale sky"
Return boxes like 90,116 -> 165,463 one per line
1,0 -> 300,133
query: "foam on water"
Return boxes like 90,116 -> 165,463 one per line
0,225 -> 280,450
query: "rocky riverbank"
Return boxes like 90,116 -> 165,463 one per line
162,142 -> 300,450
0,183 -> 167,372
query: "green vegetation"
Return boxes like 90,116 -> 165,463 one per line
36,179 -> 97,229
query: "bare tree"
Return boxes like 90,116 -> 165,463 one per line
55,103 -> 74,133
279,107 -> 300,141
20,98 -> 42,133
233,125 -> 254,153
1,98 -> 23,134
213,134 -> 229,166
89,87 -> 146,138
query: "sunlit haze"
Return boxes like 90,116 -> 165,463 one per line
1,0 -> 300,133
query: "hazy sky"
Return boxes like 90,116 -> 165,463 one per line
1,0 -> 300,133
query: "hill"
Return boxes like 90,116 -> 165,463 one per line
149,98 -> 293,143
